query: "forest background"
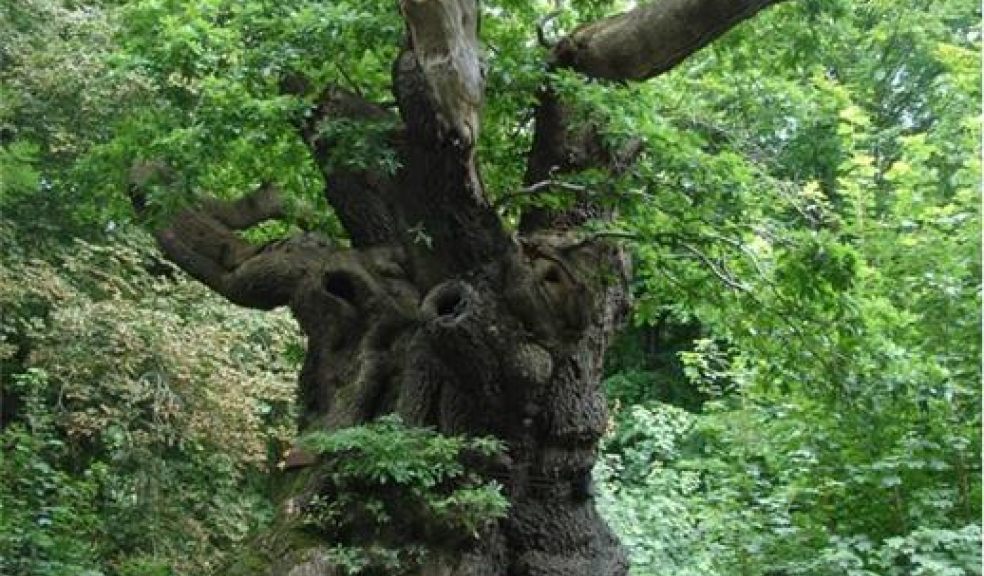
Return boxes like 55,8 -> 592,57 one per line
1,0 -> 980,574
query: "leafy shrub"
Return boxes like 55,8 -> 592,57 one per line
0,369 -> 106,576
293,416 -> 509,574
0,225 -> 301,575
595,403 -> 713,576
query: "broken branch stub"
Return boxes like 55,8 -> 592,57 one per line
400,0 -> 484,147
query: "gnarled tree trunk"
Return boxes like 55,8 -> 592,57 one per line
129,1 -> 783,574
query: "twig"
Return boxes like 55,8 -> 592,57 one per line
494,179 -> 588,209
774,180 -> 822,226
335,63 -> 363,98
702,231 -> 775,286
559,231 -> 641,252
680,242 -> 749,292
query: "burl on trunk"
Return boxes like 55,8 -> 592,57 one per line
129,1 -> 783,574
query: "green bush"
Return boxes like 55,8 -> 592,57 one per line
0,369 -> 106,576
294,416 -> 509,574
0,226 -> 301,575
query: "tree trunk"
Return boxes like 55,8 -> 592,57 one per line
233,229 -> 632,576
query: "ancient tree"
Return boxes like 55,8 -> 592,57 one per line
130,1 -> 782,574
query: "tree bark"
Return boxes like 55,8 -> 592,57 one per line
134,1 -> 785,574
552,0 -> 784,82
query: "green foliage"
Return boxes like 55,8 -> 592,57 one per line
0,140 -> 41,200
0,223 -> 301,575
596,402 -> 714,576
295,416 -> 509,574
315,117 -> 402,176
0,0 -> 149,234
1,0 -> 978,574
0,369 -> 106,576
593,1 -> 980,574
79,0 -> 406,235
597,397 -> 981,576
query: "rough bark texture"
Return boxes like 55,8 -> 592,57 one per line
268,231 -> 631,576
132,1 -> 784,574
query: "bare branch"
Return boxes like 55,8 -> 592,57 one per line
558,231 -> 643,252
680,242 -> 749,292
201,184 -> 285,229
494,178 -> 589,210
553,0 -> 786,82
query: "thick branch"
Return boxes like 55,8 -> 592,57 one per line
201,184 -> 285,229
521,0 -> 783,231
297,85 -> 402,247
519,89 -> 641,232
391,2 -> 512,280
553,0 -> 786,82
399,0 -> 483,147
129,163 -> 327,309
